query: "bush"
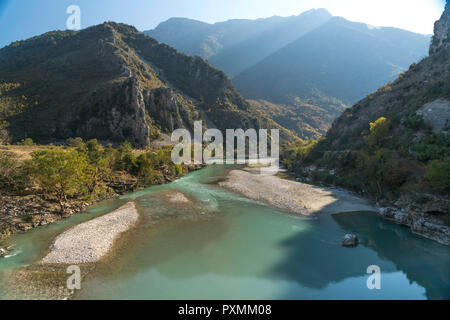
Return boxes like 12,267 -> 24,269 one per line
22,215 -> 34,223
0,151 -> 18,190
17,138 -> 35,146
66,137 -> 86,150
0,151 -> 29,193
382,157 -> 410,187
404,115 -> 425,131
425,157 -> 450,193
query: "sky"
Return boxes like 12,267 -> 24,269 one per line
0,0 -> 446,48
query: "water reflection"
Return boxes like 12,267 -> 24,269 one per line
333,212 -> 450,299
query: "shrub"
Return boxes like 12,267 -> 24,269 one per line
404,115 -> 425,131
66,137 -> 86,150
17,138 -> 35,146
412,133 -> 450,161
22,215 -> 34,223
0,151 -> 29,193
382,157 -> 410,187
425,157 -> 450,193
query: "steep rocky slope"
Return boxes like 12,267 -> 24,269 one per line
248,98 -> 346,140
286,3 -> 450,244
323,6 -> 449,151
0,22 -> 297,147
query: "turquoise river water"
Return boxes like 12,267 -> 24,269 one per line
0,166 -> 449,299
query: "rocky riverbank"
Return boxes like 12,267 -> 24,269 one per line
286,169 -> 449,245
0,165 -> 204,243
0,179 -> 133,242
379,195 -> 450,245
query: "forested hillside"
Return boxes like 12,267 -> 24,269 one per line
0,22 -> 298,147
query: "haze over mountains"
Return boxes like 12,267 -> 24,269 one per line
146,9 -> 333,77
0,8 -> 435,147
146,9 -> 431,138
234,17 -> 431,105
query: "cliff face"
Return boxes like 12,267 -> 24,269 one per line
74,76 -> 151,148
430,2 -> 450,54
0,22 -> 295,147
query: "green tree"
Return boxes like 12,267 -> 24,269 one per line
115,141 -> 137,172
83,139 -> 109,194
66,137 -> 86,150
366,117 -> 390,147
29,149 -> 93,213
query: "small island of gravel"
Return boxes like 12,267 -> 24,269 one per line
40,202 -> 139,264
219,169 -> 375,215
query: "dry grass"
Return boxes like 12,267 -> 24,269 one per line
0,144 -> 155,161
0,145 -> 60,160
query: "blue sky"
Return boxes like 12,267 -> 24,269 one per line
0,0 -> 446,48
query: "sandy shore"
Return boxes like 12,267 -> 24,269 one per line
219,170 -> 375,215
40,202 -> 139,264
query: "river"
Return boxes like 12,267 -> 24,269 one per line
0,166 -> 449,299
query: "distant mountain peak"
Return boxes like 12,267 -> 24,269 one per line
301,8 -> 332,16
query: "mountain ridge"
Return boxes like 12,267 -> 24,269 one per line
233,16 -> 431,106
282,4 -> 449,244
146,9 -> 333,76
0,22 -> 299,147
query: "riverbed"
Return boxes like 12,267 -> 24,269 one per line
0,166 -> 449,299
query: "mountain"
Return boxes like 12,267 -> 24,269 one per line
248,96 -> 346,140
282,3 -> 450,244
284,3 -> 449,239
208,9 -> 332,77
145,16 -> 283,61
147,11 -> 430,140
233,17 -> 432,106
319,7 -> 449,157
145,9 -> 332,76
0,22 -> 298,147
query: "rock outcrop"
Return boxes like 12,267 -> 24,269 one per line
74,76 -> 151,148
0,247 -> 8,257
430,2 -> 450,54
379,206 -> 450,246
416,99 -> 450,133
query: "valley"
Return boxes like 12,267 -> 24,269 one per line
0,1 -> 449,302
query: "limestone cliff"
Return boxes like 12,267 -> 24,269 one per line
430,1 -> 450,54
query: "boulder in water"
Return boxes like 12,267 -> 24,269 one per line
0,247 -> 8,257
341,234 -> 359,247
